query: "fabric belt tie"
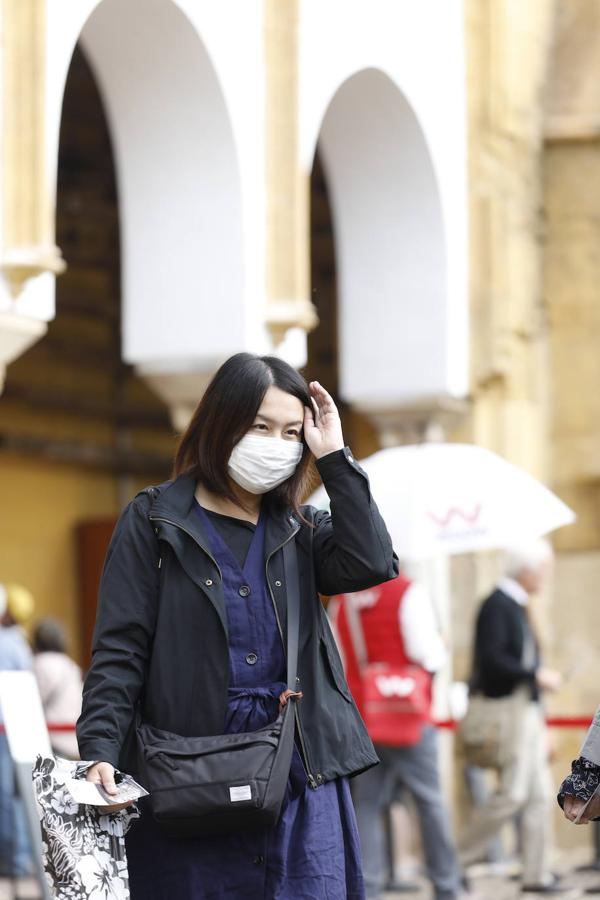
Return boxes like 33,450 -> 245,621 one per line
278,689 -> 303,711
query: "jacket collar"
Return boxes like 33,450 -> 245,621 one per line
148,472 -> 299,558
497,577 -> 529,607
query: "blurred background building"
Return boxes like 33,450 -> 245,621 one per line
0,0 -> 598,854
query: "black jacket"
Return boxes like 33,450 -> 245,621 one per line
469,588 -> 539,701
77,447 -> 399,786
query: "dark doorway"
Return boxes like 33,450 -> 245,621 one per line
306,149 -> 378,460
0,45 -> 175,477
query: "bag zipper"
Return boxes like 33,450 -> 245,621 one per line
149,735 -> 280,765
266,528 -> 319,790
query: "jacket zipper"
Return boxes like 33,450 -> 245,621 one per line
266,529 -> 319,790
148,516 -> 223,583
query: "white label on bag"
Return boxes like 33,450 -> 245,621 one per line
375,675 -> 416,698
229,785 -> 252,802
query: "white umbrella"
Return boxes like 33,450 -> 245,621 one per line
308,443 -> 575,559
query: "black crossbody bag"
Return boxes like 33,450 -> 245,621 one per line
136,538 -> 301,838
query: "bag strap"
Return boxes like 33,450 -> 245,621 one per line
282,537 -> 301,697
344,597 -> 369,673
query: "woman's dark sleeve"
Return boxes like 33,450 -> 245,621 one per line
309,447 -> 399,595
76,495 -> 160,767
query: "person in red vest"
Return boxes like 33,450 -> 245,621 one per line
330,574 -> 463,900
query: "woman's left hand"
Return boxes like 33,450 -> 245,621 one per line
304,381 -> 345,460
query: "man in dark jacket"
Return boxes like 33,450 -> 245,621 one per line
458,540 -> 565,894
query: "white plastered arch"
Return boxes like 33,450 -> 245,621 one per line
55,0 -> 245,374
314,68 -> 449,409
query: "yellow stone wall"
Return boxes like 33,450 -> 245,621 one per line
0,449 -> 166,665
0,455 -> 116,663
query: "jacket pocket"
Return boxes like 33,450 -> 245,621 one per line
319,633 -> 353,703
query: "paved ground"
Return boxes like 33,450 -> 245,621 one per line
379,865 -> 600,899
2,869 -> 600,899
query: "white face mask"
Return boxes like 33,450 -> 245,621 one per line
228,434 -> 304,495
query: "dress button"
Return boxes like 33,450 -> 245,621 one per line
253,855 -> 264,865
239,584 -> 251,597
245,652 -> 258,666
316,774 -> 324,785
205,578 -> 213,587
274,580 -> 282,587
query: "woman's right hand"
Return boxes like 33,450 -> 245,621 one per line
562,793 -> 600,824
86,761 -> 135,813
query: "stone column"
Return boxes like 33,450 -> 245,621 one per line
264,0 -> 317,345
451,1 -> 558,827
459,0 -> 558,678
466,0 -> 556,477
0,0 -> 65,391
543,0 -> 600,551
542,0 -> 600,749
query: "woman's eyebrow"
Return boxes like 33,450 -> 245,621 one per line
254,414 -> 303,427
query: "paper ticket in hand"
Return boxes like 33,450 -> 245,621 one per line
66,774 -> 149,806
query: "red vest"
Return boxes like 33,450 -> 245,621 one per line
330,575 -> 433,719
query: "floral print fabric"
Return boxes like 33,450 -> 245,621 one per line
32,755 -> 139,900
557,756 -> 600,817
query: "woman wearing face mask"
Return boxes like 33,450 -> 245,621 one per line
77,352 -> 398,899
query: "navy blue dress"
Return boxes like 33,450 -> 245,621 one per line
126,504 -> 365,899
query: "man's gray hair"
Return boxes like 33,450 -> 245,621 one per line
502,538 -> 554,579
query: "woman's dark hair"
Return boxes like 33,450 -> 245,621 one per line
173,353 -> 315,516
33,617 -> 68,654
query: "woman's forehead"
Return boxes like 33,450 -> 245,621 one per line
257,385 -> 304,420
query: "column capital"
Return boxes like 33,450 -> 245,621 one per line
0,311 -> 47,392
357,396 -> 470,447
136,366 -> 214,432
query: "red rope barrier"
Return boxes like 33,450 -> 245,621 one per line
0,717 -> 594,734
433,716 -> 594,731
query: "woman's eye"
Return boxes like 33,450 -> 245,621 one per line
286,429 -> 301,438
252,423 -> 268,431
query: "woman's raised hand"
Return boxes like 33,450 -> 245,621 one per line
303,381 -> 345,460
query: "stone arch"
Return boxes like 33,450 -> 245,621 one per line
313,68 -> 448,410
61,0 -> 244,390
